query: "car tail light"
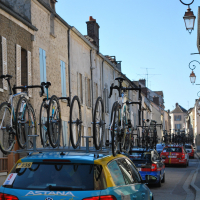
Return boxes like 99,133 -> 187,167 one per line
151,163 -> 157,171
83,195 -> 117,200
182,154 -> 185,159
0,193 -> 19,200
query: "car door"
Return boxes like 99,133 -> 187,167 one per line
154,150 -> 165,178
124,158 -> 151,200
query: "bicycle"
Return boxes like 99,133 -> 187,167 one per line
108,77 -> 141,156
92,97 -> 106,150
0,74 -> 43,154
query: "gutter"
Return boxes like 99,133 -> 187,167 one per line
0,2 -> 38,31
90,49 -> 94,119
68,27 -> 72,102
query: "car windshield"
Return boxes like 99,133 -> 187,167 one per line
4,162 -> 106,191
156,144 -> 164,150
129,152 -> 151,161
163,147 -> 182,153
185,145 -> 192,149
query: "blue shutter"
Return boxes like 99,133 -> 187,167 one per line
39,48 -> 44,84
62,121 -> 68,146
43,50 -> 47,83
60,60 -> 66,97
39,48 -> 46,83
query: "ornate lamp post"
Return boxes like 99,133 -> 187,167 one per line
180,0 -> 196,34
189,60 -> 200,84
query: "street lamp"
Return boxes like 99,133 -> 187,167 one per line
189,60 -> 200,84
180,0 -> 196,34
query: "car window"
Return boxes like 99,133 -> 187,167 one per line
94,165 -> 107,190
185,145 -> 192,149
107,160 -> 125,186
153,151 -> 160,161
129,152 -> 151,161
6,163 -> 96,190
125,159 -> 141,183
164,147 -> 182,153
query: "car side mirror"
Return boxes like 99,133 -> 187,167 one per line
145,175 -> 157,184
161,155 -> 166,159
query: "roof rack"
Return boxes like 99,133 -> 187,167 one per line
10,135 -> 113,156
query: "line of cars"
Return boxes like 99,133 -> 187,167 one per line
0,143 -> 195,200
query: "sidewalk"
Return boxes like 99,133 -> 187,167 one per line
190,151 -> 200,200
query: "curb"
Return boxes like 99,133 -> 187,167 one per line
189,152 -> 200,200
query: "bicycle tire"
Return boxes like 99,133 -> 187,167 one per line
124,132 -> 131,153
27,103 -> 37,149
111,103 -> 120,156
15,97 -> 30,149
0,102 -> 15,154
47,95 -> 61,148
39,100 -> 50,147
69,95 -> 82,149
93,97 -> 105,150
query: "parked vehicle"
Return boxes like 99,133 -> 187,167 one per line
129,148 -> 165,187
0,152 -> 154,200
160,145 -> 189,167
156,143 -> 165,155
185,144 -> 195,158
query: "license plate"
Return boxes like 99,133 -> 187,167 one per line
137,168 -> 141,171
168,156 -> 176,158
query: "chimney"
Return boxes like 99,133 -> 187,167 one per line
50,0 -> 57,11
139,79 -> 146,87
86,16 -> 100,52
141,87 -> 148,97
176,103 -> 178,107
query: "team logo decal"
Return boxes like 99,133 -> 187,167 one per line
45,197 -> 53,200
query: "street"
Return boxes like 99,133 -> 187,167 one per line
149,157 -> 199,200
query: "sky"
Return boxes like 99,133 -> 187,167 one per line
56,0 -> 200,112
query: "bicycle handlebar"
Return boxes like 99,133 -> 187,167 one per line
0,74 -> 12,79
13,85 -> 44,97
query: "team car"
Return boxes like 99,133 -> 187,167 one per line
129,148 -> 165,187
0,152 -> 154,200
184,144 -> 195,158
160,145 -> 189,167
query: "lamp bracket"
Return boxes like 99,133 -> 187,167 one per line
179,0 -> 194,6
189,60 -> 200,70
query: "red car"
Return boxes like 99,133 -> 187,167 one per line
185,144 -> 195,158
160,145 -> 189,167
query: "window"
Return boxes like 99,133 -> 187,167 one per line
62,121 -> 68,147
85,77 -> 91,107
175,124 -> 181,130
103,86 -> 109,113
107,160 -> 125,186
175,115 -> 181,121
21,48 -> 27,86
94,165 -> 107,190
50,13 -> 55,35
16,45 -> 32,95
39,48 -> 47,84
77,73 -> 83,104
60,60 -> 66,97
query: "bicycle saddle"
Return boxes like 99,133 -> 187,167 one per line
115,77 -> 125,83
41,82 -> 51,88
0,74 -> 12,79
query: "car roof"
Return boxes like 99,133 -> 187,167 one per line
165,145 -> 183,148
18,151 -> 126,165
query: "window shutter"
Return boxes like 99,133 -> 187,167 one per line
103,88 -> 106,113
27,51 -> 32,97
62,121 -> 68,147
90,79 -> 92,107
85,77 -> 88,106
106,88 -> 109,113
16,44 -> 21,93
2,36 -> 7,90
77,72 -> 80,97
63,62 -> 66,97
43,50 -> 47,83
39,48 -> 44,84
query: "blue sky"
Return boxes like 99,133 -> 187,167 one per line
56,0 -> 200,111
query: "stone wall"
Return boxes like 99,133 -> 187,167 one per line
0,13 -> 32,103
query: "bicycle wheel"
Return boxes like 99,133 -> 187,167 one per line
136,127 -> 141,147
124,132 -> 131,153
111,103 -> 120,156
47,95 -> 61,148
39,100 -> 50,147
69,96 -> 82,149
15,97 -> 30,149
0,102 -> 15,154
93,97 -> 105,150
28,103 -> 37,148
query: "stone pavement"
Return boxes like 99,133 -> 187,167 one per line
190,151 -> 200,200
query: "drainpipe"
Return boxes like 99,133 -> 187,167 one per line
102,59 -> 104,98
68,28 -> 71,101
90,49 -> 94,119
